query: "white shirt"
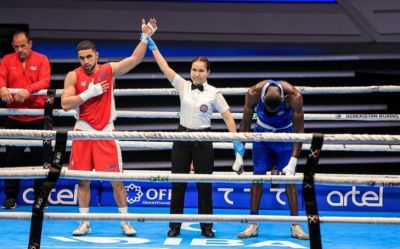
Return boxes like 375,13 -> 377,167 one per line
172,74 -> 230,129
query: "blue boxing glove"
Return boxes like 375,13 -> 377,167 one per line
232,141 -> 245,174
147,36 -> 158,51
233,140 -> 245,157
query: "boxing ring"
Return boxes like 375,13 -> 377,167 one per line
0,85 -> 400,249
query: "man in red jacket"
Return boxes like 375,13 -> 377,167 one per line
0,30 -> 51,209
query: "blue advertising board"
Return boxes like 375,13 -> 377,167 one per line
0,179 -> 396,212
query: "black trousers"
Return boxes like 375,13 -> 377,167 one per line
169,126 -> 214,230
2,118 -> 44,199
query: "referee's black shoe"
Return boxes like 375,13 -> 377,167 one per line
201,228 -> 215,238
2,198 -> 17,209
167,227 -> 180,237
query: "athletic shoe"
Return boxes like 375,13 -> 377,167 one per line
72,221 -> 91,236
238,224 -> 258,238
291,224 -> 309,240
121,221 -> 136,236
2,198 -> 17,209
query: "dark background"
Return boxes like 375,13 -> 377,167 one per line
0,0 -> 399,174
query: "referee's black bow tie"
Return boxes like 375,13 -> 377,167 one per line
191,83 -> 204,91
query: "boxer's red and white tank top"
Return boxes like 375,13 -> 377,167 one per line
74,63 -> 116,130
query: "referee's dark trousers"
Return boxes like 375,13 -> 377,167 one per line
169,125 -> 214,230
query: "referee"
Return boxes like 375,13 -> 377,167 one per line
145,37 -> 245,238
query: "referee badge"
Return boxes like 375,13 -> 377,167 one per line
200,104 -> 208,113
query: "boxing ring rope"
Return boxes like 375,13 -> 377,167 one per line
0,168 -> 400,187
3,85 -> 399,249
0,212 -> 400,225
8,85 -> 400,97
0,129 -> 399,145
1,139 -> 400,152
1,108 -> 399,121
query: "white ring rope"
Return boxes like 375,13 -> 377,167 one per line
0,129 -> 399,145
1,108 -> 399,121
8,85 -> 400,96
1,168 -> 399,187
0,212 -> 399,224
1,139 -> 400,152
4,86 -> 398,229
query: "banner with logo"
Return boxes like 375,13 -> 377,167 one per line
101,182 -> 296,209
1,179 -> 100,207
315,185 -> 392,212
83,181 -> 399,212
0,180 -> 398,212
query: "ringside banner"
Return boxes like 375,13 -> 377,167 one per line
13,179 -> 100,206
0,180 -> 398,212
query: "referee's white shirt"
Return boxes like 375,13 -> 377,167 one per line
172,74 -> 230,129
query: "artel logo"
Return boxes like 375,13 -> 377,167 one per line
327,186 -> 383,207
23,184 -> 78,205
